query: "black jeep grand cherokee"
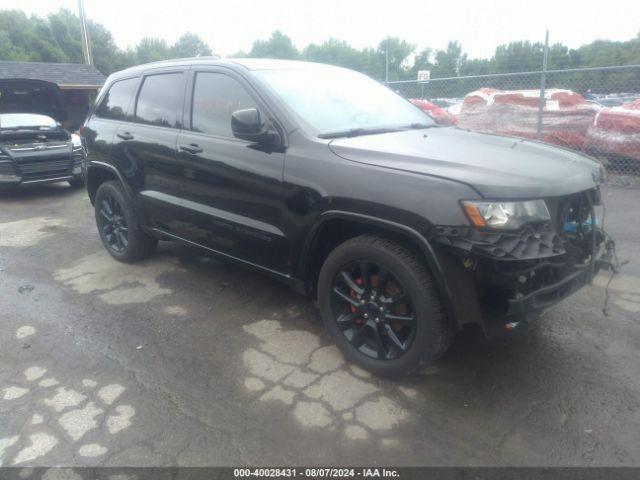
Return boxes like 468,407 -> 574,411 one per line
82,58 -> 614,376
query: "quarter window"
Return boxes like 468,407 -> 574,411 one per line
191,72 -> 257,137
95,77 -> 138,120
135,73 -> 185,128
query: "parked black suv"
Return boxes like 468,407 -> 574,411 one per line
0,79 -> 85,188
83,58 -> 614,376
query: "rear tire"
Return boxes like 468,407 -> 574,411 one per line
317,235 -> 451,377
95,180 -> 157,263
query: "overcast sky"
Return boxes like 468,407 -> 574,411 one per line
13,0 -> 640,59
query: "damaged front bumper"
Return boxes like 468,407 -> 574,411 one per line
432,189 -> 616,335
506,238 -> 615,317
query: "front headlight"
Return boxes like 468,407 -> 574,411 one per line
462,199 -> 550,229
71,133 -> 82,149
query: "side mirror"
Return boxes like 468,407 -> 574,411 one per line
231,108 -> 277,144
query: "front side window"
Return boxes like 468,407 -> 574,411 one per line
95,78 -> 138,121
191,72 -> 257,137
135,73 -> 185,128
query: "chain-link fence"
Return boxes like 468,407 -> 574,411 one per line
385,65 -> 640,177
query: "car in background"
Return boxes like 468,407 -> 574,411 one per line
0,79 -> 85,189
408,98 -> 457,126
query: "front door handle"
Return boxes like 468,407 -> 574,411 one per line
117,132 -> 134,140
179,143 -> 203,154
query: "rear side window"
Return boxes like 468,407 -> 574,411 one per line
191,72 -> 257,137
135,73 -> 185,128
95,78 -> 138,121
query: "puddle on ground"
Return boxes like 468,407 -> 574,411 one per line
0,217 -> 65,248
0,326 -> 136,466
241,317 -> 417,443
53,251 -> 184,305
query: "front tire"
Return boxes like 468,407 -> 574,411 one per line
317,235 -> 451,377
94,180 -> 157,263
68,175 -> 85,188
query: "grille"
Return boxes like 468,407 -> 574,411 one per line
8,142 -> 69,153
0,160 -> 15,176
17,159 -> 72,180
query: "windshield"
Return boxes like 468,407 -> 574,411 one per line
254,67 -> 434,136
0,113 -> 58,129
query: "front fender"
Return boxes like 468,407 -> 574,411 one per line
300,210 -> 463,329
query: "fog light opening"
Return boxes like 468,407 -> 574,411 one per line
504,321 -> 520,331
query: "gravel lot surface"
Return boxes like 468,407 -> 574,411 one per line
0,184 -> 639,467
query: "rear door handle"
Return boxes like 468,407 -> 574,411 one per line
179,143 -> 203,154
117,132 -> 134,140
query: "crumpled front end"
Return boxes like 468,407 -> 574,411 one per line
432,187 -> 616,335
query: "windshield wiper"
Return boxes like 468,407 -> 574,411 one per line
402,122 -> 439,130
318,126 -> 403,139
0,126 -> 49,131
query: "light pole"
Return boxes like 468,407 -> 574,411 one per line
78,0 -> 93,65
385,44 -> 389,83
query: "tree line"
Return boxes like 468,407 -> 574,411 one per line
1,8 -> 639,92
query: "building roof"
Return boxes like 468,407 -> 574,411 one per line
0,61 -> 105,89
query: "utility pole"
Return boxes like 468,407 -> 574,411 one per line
536,30 -> 549,140
385,44 -> 389,83
78,0 -> 93,65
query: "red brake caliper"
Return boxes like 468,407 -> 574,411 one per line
349,277 -> 364,325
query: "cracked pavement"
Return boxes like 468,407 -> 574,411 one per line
0,183 -> 639,466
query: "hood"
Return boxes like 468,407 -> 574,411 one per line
328,127 -> 603,198
0,79 -> 66,122
0,113 -> 70,144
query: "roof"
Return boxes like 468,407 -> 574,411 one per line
0,61 -> 105,88
110,57 -> 345,80
227,58 -> 343,71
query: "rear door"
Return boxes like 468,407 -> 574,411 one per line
115,69 -> 188,231
83,76 -> 139,172
173,68 -> 289,273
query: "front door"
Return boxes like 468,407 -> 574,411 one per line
174,69 -> 289,274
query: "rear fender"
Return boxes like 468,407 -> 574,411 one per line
86,161 -> 152,232
87,161 -> 133,204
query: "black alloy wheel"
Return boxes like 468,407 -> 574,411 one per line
98,194 -> 129,253
330,260 -> 417,361
318,235 -> 451,377
94,180 -> 157,263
